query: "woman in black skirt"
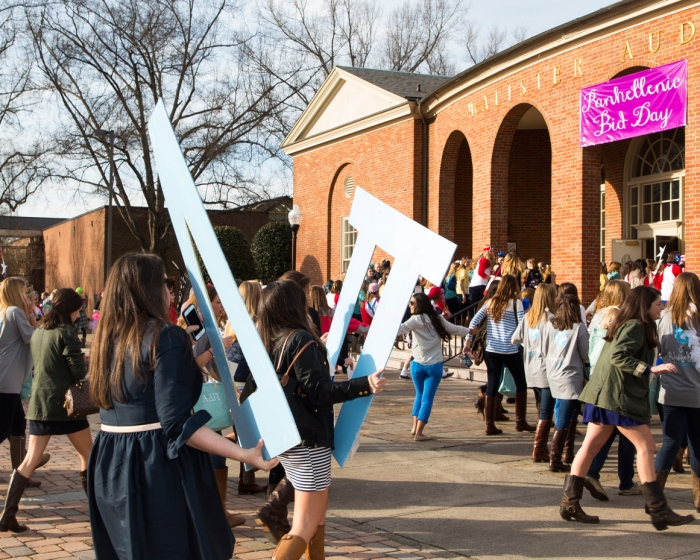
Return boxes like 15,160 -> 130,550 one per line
256,280 -> 386,560
0,288 -> 90,533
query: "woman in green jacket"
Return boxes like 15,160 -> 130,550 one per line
0,289 -> 91,532
559,286 -> 694,531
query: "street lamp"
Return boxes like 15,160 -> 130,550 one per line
288,204 -> 302,270
94,129 -> 115,277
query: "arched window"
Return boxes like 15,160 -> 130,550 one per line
631,128 -> 685,178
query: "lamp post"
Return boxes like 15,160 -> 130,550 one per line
288,204 -> 302,270
95,129 -> 115,276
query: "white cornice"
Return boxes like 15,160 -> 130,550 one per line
423,0 -> 699,115
282,102 -> 416,156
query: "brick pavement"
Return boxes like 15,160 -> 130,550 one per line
1,368 -> 697,559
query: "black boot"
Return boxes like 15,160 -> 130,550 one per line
79,470 -> 88,496
0,470 -> 29,533
641,480 -> 695,531
484,395 -> 503,435
257,476 -> 294,544
560,474 -> 599,523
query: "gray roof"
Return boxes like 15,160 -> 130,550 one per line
0,215 -> 66,233
337,67 -> 452,100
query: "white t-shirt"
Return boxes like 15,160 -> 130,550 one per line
326,292 -> 338,310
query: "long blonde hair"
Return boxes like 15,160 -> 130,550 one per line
0,277 -> 29,321
500,253 -> 524,278
224,281 -> 262,341
445,262 -> 458,280
526,284 -> 557,328
594,279 -> 630,313
667,272 -> 700,330
309,285 -> 332,317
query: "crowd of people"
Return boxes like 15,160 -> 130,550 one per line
0,243 -> 698,559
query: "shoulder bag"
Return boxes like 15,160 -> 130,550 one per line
498,300 -> 519,398
193,378 -> 234,432
64,379 -> 99,418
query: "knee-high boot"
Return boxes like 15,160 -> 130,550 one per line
563,418 -> 578,463
9,436 -> 49,489
0,470 -> 29,533
494,393 -> 510,422
532,419 -> 552,462
515,392 -> 535,432
484,395 -> 503,435
560,474 -> 599,523
257,476 -> 294,543
641,480 -> 695,531
79,470 -> 88,496
549,428 -> 570,472
306,525 -> 325,560
238,462 -> 266,494
272,534 -> 307,560
213,467 -> 245,528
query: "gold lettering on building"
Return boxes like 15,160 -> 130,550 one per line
494,91 -> 499,106
468,102 -> 476,116
508,85 -> 511,101
553,66 -> 561,85
574,58 -> 583,77
520,81 -> 526,96
649,30 -> 662,53
483,96 -> 489,110
681,22 -> 696,44
621,40 -> 633,61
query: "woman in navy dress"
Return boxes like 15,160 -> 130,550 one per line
87,252 -> 277,559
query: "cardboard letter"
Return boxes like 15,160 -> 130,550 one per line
148,99 -> 300,460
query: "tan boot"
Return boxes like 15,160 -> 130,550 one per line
272,534 -> 307,560
532,419 -> 552,462
213,467 -> 245,528
692,471 -> 700,513
306,525 -> 325,560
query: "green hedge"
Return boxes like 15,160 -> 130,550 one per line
196,225 -> 256,282
251,221 -> 292,284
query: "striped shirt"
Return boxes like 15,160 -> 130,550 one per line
468,299 -> 524,355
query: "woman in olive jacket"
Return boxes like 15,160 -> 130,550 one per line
255,280 -> 386,560
558,286 -> 694,531
0,288 -> 90,533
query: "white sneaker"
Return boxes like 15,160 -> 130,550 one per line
442,370 -> 454,379
399,369 -> 410,380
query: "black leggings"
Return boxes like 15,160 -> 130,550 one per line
0,393 -> 26,445
483,351 -> 528,397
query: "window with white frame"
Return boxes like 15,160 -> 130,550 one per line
340,217 -> 357,273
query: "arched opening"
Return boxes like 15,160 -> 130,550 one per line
438,131 -> 473,258
492,104 -> 552,262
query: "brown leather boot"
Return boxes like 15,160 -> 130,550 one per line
549,429 -> 570,472
213,467 -> 245,528
79,470 -> 88,495
0,470 -> 29,532
673,448 -> 686,473
484,395 -> 503,435
306,525 -> 325,560
563,418 -> 578,463
494,393 -> 510,422
474,393 -> 485,420
657,469 -> 670,492
257,477 -> 294,544
692,471 -> 700,513
272,534 -> 307,560
532,419 -> 552,462
515,392 -> 535,432
560,474 -> 599,523
9,436 -> 49,489
641,480 -> 695,531
238,462 -> 266,495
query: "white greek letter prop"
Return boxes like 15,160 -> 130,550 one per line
328,187 -> 456,466
148,99 -> 300,460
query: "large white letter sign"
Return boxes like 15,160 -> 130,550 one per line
328,187 -> 456,466
148,99 -> 299,459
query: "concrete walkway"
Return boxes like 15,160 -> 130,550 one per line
1,372 -> 699,559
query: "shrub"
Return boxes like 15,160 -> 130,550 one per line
196,226 -> 256,282
251,221 -> 292,284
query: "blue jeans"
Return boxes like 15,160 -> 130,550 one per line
536,387 -> 555,421
655,404 -> 700,475
587,430 -> 636,490
411,361 -> 443,423
554,399 -> 578,430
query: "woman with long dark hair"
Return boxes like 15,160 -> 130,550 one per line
256,280 -> 385,560
467,275 -> 534,435
656,272 -> 700,511
86,253 -> 277,559
397,293 -> 469,440
559,286 -> 695,530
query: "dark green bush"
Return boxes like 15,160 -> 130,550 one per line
251,221 -> 292,283
196,225 -> 256,282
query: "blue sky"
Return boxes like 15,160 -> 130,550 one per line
19,0 -> 617,218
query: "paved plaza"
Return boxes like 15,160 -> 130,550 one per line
1,372 -> 700,560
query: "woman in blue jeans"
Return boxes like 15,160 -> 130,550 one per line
656,272 -> 700,511
397,293 -> 469,440
541,294 -> 589,472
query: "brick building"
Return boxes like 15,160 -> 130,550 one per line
282,0 -> 699,303
42,196 -> 291,308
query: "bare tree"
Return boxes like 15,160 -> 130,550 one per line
25,0 -> 300,258
464,21 -> 529,66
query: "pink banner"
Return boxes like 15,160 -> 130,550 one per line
580,60 -> 687,147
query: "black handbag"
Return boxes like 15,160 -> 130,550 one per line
275,330 -> 321,441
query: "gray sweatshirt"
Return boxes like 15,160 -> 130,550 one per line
541,321 -> 589,400
397,314 -> 469,365
657,310 -> 700,408
511,312 -> 553,389
0,306 -> 34,393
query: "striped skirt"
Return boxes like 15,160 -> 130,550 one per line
278,445 -> 332,492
